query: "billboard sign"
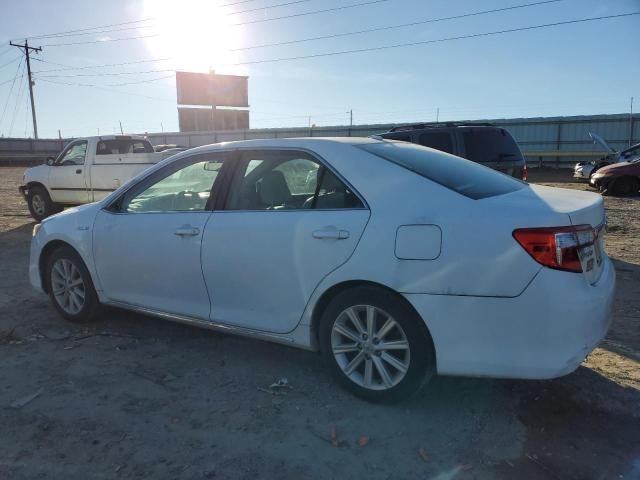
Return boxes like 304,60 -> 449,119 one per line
176,72 -> 248,108
178,107 -> 249,132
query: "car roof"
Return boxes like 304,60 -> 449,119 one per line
383,122 -> 497,134
181,137 -> 391,156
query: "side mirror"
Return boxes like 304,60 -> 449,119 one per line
46,156 -> 55,166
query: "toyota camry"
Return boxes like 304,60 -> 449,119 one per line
29,138 -> 615,402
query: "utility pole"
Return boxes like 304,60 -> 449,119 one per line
9,40 -> 42,139
436,107 -> 440,123
119,121 -> 124,135
629,97 -> 634,147
349,109 -> 353,127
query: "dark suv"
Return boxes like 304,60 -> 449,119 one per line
380,123 -> 527,180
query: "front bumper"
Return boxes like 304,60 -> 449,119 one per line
590,175 -> 612,190
404,257 -> 615,380
29,228 -> 45,292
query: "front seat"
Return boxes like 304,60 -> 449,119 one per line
257,170 -> 291,208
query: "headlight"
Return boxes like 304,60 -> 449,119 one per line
32,223 -> 42,237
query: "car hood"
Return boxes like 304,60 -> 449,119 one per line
589,132 -> 616,154
23,164 -> 50,183
597,161 -> 640,175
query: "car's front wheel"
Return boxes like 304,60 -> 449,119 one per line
319,286 -> 435,403
612,176 -> 640,196
27,185 -> 62,221
46,246 -> 100,322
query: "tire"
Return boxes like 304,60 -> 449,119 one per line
319,286 -> 435,403
612,176 -> 640,196
45,246 -> 100,323
27,185 -> 62,221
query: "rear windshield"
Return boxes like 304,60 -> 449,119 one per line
462,128 -> 522,164
358,141 -> 525,200
97,139 -> 154,155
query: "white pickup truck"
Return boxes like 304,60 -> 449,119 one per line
19,135 -> 179,220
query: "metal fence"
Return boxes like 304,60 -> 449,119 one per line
1,113 -> 637,167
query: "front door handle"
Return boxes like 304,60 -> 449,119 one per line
174,225 -> 200,237
312,228 -> 350,240
75,169 -> 82,174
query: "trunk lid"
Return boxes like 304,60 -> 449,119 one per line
527,185 -> 606,284
490,185 -> 607,284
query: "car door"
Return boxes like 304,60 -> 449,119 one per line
201,149 -> 370,334
48,140 -> 89,204
93,151 -> 230,319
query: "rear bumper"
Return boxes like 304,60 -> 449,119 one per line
404,258 -> 615,379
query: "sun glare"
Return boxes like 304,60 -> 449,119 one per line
144,0 -> 242,73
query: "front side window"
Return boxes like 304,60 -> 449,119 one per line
226,150 -> 363,210
123,157 -> 223,213
57,141 -> 87,166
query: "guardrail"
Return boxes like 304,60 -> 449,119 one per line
524,151 -> 605,168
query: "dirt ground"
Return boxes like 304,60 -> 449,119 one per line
0,166 -> 639,480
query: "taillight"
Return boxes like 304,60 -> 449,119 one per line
520,164 -> 528,181
513,225 -> 595,273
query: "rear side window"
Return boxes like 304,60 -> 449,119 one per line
418,132 -> 453,154
226,150 -> 364,210
462,128 -> 521,164
358,142 -> 525,200
97,139 -> 154,155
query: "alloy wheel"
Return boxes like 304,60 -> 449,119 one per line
331,305 -> 410,391
51,258 -> 86,315
31,194 -> 45,216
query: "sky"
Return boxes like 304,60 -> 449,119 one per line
0,0 -> 638,138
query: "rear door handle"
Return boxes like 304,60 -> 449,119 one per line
174,225 -> 200,237
75,169 -> 82,174
312,229 -> 350,240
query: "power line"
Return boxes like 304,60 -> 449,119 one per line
0,72 -> 27,87
40,0 -> 393,46
229,0 -> 312,15
36,77 -> 176,103
232,0 -> 391,26
37,74 -> 174,88
15,18 -> 154,41
232,0 -> 563,51
8,62 -> 27,137
0,55 -> 22,71
32,56 -> 171,73
33,11 -> 638,77
28,0 -> 562,73
0,58 -> 24,130
226,12 -> 640,66
36,68 -> 175,78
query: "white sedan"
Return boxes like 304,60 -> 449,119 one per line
29,138 -> 615,402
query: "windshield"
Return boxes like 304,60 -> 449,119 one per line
358,141 -> 526,199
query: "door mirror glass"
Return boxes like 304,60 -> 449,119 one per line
46,156 -> 55,166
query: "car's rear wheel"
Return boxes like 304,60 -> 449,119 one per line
46,246 -> 100,322
27,185 -> 62,221
613,176 -> 640,196
319,286 -> 435,403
